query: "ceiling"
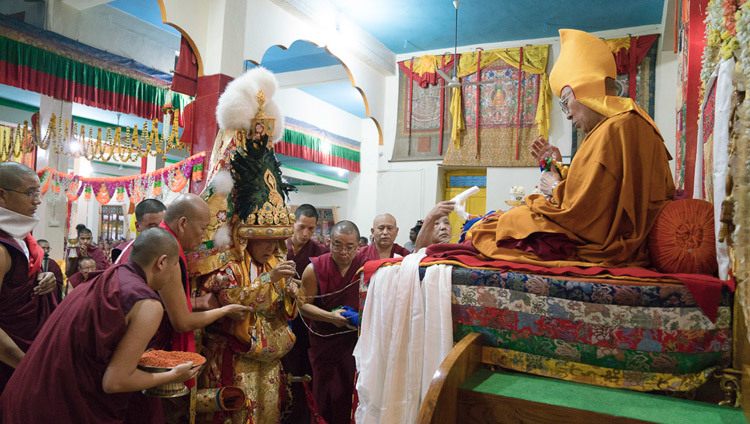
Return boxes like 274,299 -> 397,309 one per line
327,0 -> 664,55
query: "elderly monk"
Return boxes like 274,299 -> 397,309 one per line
413,201 -> 456,251
301,220 -> 367,424
283,203 -> 328,424
468,29 -> 675,268
359,213 -> 410,260
0,162 -> 57,395
112,199 -> 166,262
0,228 -> 202,423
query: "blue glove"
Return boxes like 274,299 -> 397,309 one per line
337,305 -> 360,327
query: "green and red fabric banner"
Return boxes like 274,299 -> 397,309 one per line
0,36 -> 190,120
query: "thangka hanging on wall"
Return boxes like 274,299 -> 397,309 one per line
392,55 -> 455,162
442,57 -> 541,167
571,35 -> 659,158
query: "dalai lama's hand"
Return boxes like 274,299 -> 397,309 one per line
530,136 -> 562,163
34,272 -> 57,296
540,171 -> 561,197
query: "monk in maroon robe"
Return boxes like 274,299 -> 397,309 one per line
0,228 -> 201,424
66,227 -> 109,277
65,256 -> 97,294
37,239 -> 65,301
125,194 -> 250,424
302,221 -> 367,424
0,162 -> 58,395
282,204 -> 329,423
359,213 -> 409,261
112,199 -> 166,263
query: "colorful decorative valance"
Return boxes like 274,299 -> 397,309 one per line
274,117 -> 360,172
0,14 -> 191,120
398,54 -> 456,88
37,152 -> 205,205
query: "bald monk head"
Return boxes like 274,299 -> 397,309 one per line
163,193 -> 210,251
0,162 -> 42,217
370,213 -> 399,254
330,220 -> 360,268
129,227 -> 180,290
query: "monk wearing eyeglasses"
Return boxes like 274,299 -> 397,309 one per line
301,220 -> 366,424
0,162 -> 57,396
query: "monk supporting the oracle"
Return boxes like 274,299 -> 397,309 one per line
283,203 -> 329,424
467,29 -> 675,267
0,228 -> 202,423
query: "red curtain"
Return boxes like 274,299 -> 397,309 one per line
171,36 -> 198,96
613,34 -> 659,99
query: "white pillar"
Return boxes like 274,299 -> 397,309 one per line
34,95 -> 72,261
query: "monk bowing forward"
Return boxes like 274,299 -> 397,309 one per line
0,228 -> 202,423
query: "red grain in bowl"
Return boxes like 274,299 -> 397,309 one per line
138,350 -> 206,368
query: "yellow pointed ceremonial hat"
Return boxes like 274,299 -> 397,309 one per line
549,29 -> 616,99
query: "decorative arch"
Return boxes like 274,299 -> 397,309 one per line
252,39 -> 383,146
156,0 -> 205,77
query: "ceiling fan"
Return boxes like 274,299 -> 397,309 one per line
435,1 -> 496,89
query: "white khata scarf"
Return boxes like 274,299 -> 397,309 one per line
0,206 -> 39,259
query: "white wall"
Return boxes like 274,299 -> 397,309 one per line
277,88 -> 363,141
47,1 -> 180,74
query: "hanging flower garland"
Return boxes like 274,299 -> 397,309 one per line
37,152 -> 205,205
702,1 -> 742,89
702,1 -> 725,87
736,2 -> 750,78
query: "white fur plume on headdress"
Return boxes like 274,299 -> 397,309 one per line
215,66 -> 283,143
210,170 -> 234,195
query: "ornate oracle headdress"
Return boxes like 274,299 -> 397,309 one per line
230,90 -> 296,240
187,67 -> 295,277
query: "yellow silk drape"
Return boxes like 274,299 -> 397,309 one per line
402,54 -> 455,77
447,45 -> 551,146
603,37 -> 630,54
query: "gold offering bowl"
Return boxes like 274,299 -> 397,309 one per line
505,200 -> 524,207
137,365 -> 190,398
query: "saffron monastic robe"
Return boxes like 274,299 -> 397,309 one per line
358,243 -> 410,261
0,262 -> 161,423
0,231 -> 56,395
308,252 -> 366,424
469,107 -> 675,268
